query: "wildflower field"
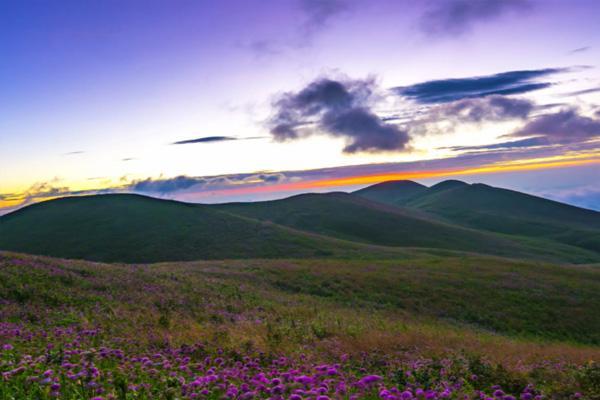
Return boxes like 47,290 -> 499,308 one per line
1,251 -> 599,399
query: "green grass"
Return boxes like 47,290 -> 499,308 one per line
1,251 -> 600,398
247,256 -> 600,344
0,194 -> 420,263
218,192 -> 599,263
355,180 -> 600,254
2,251 -> 599,346
1,187 -> 599,264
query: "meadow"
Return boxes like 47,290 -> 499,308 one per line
1,251 -> 599,399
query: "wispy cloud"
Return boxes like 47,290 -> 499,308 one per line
425,95 -> 534,123
63,151 -> 85,156
298,0 -> 349,45
127,172 -> 286,195
245,0 -> 350,57
565,87 -> 600,97
532,183 -> 600,211
393,68 -> 564,104
569,46 -> 590,54
172,136 -> 265,145
445,137 -> 548,152
3,146 -> 599,214
419,0 -> 533,37
506,108 -> 600,145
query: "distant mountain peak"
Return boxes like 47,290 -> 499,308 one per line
429,180 -> 468,191
353,180 -> 428,204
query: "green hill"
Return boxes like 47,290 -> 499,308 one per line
353,180 -> 427,204
0,194 -> 401,263
1,189 -> 599,264
217,192 -> 598,263
355,180 -> 600,253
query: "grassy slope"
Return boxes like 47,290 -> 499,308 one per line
355,180 -> 600,255
405,183 -> 600,252
1,251 -> 599,348
1,192 -> 598,263
353,180 -> 427,204
0,194 -> 416,263
3,252 -> 600,398
218,192 -> 599,263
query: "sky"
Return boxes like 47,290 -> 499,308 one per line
1,0 -> 599,214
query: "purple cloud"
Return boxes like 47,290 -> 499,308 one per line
269,77 -> 410,153
420,0 -> 533,37
299,0 -> 349,42
430,95 -> 534,122
394,68 -> 562,104
507,109 -> 600,144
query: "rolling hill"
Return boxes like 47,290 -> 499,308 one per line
1,188 -> 599,263
353,180 -> 427,204
216,192 -> 598,262
355,180 -> 600,253
0,194 -> 405,263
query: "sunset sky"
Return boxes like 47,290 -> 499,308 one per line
1,0 -> 599,213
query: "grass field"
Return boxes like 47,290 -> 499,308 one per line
1,251 -> 599,399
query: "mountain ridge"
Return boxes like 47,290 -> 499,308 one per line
1,181 -> 599,263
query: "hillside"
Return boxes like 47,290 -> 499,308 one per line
218,192 -> 600,263
1,191 -> 599,263
0,194 -> 399,263
1,251 -> 599,398
355,180 -> 600,254
353,180 -> 427,204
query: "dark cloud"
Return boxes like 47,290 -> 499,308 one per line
172,136 -> 265,145
122,157 -> 136,161
129,176 -> 203,194
431,95 -> 534,123
569,46 -> 590,54
446,137 -> 547,152
420,0 -> 532,37
127,172 -> 287,195
403,95 -> 536,138
63,151 -> 85,156
172,136 -> 238,145
270,77 -> 410,153
394,68 -> 563,103
507,108 -> 600,144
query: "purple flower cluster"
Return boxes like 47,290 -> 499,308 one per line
1,324 -> 574,399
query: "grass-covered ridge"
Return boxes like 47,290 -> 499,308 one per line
1,252 -> 600,399
0,194 -> 415,263
2,185 -> 599,264
355,180 -> 600,254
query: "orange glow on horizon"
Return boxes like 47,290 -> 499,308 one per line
1,154 -> 599,211
192,155 -> 600,198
